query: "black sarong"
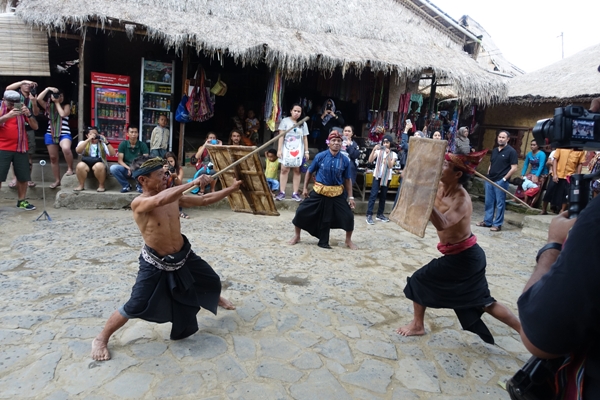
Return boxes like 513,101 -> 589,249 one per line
543,177 -> 568,210
403,244 -> 496,344
292,190 -> 354,246
121,235 -> 221,340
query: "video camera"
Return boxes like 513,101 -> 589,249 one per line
533,105 -> 600,151
533,105 -> 600,218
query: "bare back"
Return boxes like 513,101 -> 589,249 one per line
131,196 -> 183,256
433,182 -> 473,245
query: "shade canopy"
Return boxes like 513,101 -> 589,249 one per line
0,13 -> 50,77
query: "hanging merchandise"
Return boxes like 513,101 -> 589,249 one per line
187,66 -> 214,122
410,93 -> 423,113
395,93 -> 412,142
175,95 -> 191,123
265,69 -> 285,132
210,74 -> 228,96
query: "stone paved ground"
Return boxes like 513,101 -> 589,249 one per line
0,199 -> 543,399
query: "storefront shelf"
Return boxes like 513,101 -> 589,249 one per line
98,116 -> 126,121
144,80 -> 172,85
144,107 -> 171,112
97,101 -> 126,106
144,91 -> 172,96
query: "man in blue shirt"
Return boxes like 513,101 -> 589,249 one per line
288,130 -> 357,249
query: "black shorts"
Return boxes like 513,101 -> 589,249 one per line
0,150 -> 30,182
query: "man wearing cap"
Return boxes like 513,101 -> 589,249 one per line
397,150 -> 521,343
366,134 -> 398,225
0,90 -> 38,210
91,156 -> 241,361
288,130 -> 357,249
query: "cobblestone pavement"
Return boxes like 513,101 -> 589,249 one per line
0,200 -> 543,399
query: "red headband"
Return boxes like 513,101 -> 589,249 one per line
328,131 -> 342,141
445,149 -> 487,174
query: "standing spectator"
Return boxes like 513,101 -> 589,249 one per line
149,115 -> 169,158
540,148 -> 586,214
109,126 -> 149,193
477,131 -> 518,231
232,105 -> 245,137
74,127 -> 116,192
264,149 -> 280,194
276,104 -> 310,202
341,125 -> 360,185
588,151 -> 600,199
163,152 -> 189,219
0,90 -> 38,210
6,80 -> 39,188
454,126 -> 471,155
318,99 -> 344,151
432,131 -> 442,140
366,134 -> 398,225
37,87 -> 74,189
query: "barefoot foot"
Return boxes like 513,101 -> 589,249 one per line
345,240 -> 358,250
218,296 -> 236,310
396,320 -> 426,337
288,235 -> 300,245
91,337 -> 111,361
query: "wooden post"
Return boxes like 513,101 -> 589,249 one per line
428,73 -> 437,116
77,27 -> 87,142
177,46 -> 189,167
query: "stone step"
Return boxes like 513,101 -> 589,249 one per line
521,214 -> 553,240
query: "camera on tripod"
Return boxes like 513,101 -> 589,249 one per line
533,105 -> 600,217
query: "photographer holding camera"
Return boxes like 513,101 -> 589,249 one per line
74,127 -> 116,192
516,97 -> 600,398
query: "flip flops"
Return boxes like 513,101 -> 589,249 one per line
73,187 -> 85,192
49,182 -> 61,189
490,226 -> 502,232
27,181 -> 36,187
476,222 -> 491,227
179,212 -> 190,219
96,188 -> 106,192
8,181 -> 16,188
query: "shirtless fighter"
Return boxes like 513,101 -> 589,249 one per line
92,156 -> 241,361
397,150 -> 521,344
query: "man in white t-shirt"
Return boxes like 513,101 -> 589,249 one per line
366,134 -> 398,225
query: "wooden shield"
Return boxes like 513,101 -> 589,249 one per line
206,145 -> 279,216
390,137 -> 447,237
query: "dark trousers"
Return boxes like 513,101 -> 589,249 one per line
367,177 -> 389,216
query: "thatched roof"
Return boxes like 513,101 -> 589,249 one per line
507,42 -> 600,104
15,0 -> 507,104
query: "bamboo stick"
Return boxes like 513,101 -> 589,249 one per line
474,171 -> 535,210
183,116 -> 310,195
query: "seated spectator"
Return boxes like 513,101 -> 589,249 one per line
513,176 -> 539,205
109,126 -> 149,193
432,131 -> 442,140
74,127 -> 116,192
264,149 -> 280,194
228,129 -> 243,146
193,132 -> 221,194
163,151 -> 189,219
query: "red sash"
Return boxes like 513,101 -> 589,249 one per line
437,234 -> 477,255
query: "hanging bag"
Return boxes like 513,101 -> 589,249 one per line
175,95 -> 191,123
210,74 -> 228,96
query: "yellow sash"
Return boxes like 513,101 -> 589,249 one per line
313,182 -> 344,197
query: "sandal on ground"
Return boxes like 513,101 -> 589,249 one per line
49,182 -> 61,189
8,180 -> 17,188
65,171 -> 75,176
476,221 -> 491,227
27,181 -> 36,187
73,187 -> 85,192
490,226 -> 502,232
96,187 -> 106,192
180,212 -> 190,219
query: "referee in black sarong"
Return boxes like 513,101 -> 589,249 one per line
288,130 -> 357,249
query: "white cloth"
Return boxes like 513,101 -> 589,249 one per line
278,117 -> 308,168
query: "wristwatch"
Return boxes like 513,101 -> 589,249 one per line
536,242 -> 562,262
502,178 -> 507,182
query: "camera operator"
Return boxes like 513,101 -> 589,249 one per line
518,96 -> 600,397
74,127 -> 116,192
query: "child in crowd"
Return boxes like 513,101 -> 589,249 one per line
264,149 -> 280,194
150,115 -> 169,158
245,110 -> 260,145
163,152 -> 189,219
514,176 -> 539,205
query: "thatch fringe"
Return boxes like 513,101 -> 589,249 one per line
507,42 -> 600,104
15,0 -> 508,105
